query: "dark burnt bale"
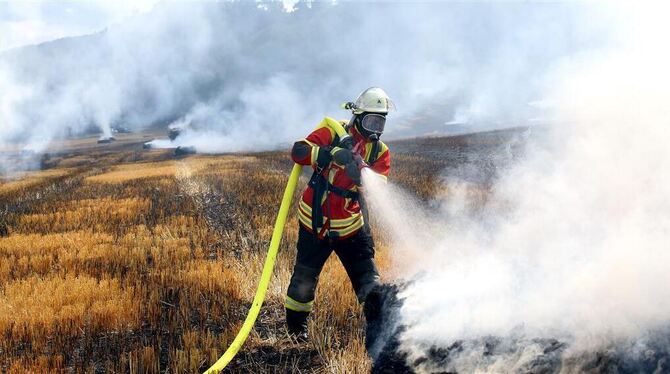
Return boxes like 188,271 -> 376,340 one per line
97,137 -> 116,144
521,339 -> 565,373
363,281 -> 670,373
567,331 -> 670,373
364,283 -> 413,373
168,128 -> 181,140
402,336 -> 565,374
112,126 -> 131,133
174,146 -> 196,156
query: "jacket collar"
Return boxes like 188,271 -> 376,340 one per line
349,124 -> 368,144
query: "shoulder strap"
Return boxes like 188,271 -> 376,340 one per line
331,134 -> 340,147
367,140 -> 380,164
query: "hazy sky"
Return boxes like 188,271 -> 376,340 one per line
1,1 -> 610,151
6,1 -> 315,51
0,1 -> 163,51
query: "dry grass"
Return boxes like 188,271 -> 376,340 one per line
0,132 -> 495,373
85,160 -> 184,184
15,197 -> 150,234
0,168 -> 75,196
0,274 -> 139,343
85,156 -> 257,184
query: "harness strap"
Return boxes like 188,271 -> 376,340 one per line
307,130 -> 367,237
328,182 -> 360,200
367,140 -> 380,164
308,168 -> 327,236
308,172 -> 360,235
361,140 -> 378,235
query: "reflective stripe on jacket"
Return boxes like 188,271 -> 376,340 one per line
291,119 -> 391,239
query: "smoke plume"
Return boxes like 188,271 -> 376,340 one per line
1,1 -> 609,173
362,3 -> 670,372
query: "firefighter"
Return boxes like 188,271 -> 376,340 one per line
285,87 -> 393,341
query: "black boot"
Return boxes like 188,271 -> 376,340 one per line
286,308 -> 309,342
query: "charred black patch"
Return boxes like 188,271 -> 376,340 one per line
364,282 -> 670,373
0,212 -> 8,237
364,283 -> 412,373
174,146 -> 196,156
224,345 -> 320,373
97,137 -> 116,144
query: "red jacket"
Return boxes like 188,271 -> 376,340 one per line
291,120 -> 391,239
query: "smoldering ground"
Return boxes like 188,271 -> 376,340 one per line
364,283 -> 670,373
362,124 -> 670,372
1,1 -> 609,171
360,4 -> 670,373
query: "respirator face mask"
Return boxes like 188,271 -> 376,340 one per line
359,113 -> 386,138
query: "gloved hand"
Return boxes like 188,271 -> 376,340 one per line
352,153 -> 365,167
345,162 -> 362,185
315,146 -> 332,169
338,136 -> 355,151
330,147 -> 354,166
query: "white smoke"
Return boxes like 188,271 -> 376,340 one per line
1,2 -> 610,169
362,2 -> 670,371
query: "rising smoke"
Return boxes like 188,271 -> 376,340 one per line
362,3 -> 670,372
1,1 -> 609,173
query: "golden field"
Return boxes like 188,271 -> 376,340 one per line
0,128 -> 516,373
0,135 -> 461,373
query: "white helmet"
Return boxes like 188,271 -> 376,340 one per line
344,87 -> 395,115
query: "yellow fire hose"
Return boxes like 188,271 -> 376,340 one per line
203,117 -> 347,373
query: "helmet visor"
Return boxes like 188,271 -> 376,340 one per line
360,113 -> 386,135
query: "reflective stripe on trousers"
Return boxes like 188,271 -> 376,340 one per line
285,295 -> 314,313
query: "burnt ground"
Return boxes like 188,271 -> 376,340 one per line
364,284 -> 670,374
388,126 -> 534,185
207,126 -> 536,373
214,127 -> 540,372
364,127 -> 670,373
0,126 -> 561,372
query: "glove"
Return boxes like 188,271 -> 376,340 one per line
352,153 -> 365,167
339,136 -> 355,151
315,146 -> 332,169
345,161 -> 362,185
330,147 -> 354,166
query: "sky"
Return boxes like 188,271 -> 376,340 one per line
0,1 -> 166,52
0,1 -> 614,174
0,0 -> 310,51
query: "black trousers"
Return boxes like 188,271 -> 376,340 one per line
285,225 -> 380,333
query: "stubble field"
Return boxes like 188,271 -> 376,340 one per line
0,128 -> 523,373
